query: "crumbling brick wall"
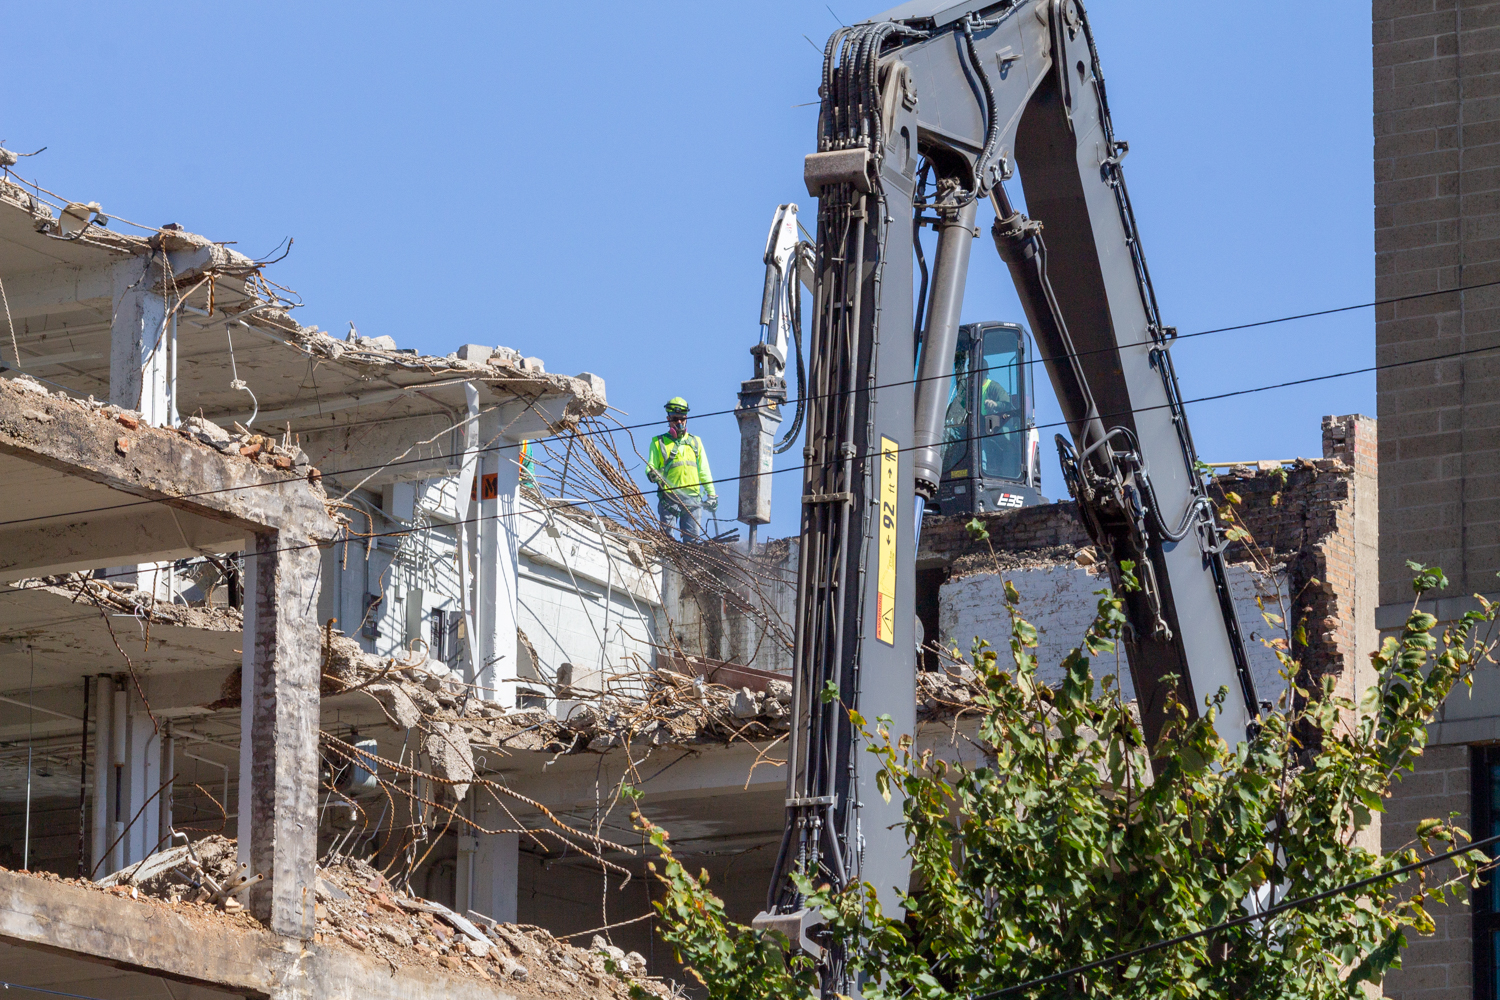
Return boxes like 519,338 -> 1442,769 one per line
917,501 -> 1091,567
1212,414 -> 1377,708
1212,461 -> 1356,700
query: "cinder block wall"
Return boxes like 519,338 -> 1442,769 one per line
1376,4 -> 1500,992
1375,0 -> 1500,612
1383,746 -> 1474,1000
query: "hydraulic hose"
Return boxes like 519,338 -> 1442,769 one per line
775,251 -> 808,454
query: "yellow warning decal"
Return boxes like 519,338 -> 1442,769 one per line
876,436 -> 898,647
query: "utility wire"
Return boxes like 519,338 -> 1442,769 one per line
0,320 -> 1484,538
0,344 -> 1443,596
2,984 -> 119,1000
0,272 -> 1487,506
977,830 -> 1500,998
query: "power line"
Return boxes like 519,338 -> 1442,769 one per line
0,343 -> 1431,596
0,271 -> 1479,518
978,831 -> 1500,999
2,982 -> 118,1000
0,319 -> 1477,537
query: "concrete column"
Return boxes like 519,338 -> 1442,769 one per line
237,530 -> 323,938
476,412 -> 522,706
125,712 -> 161,865
110,258 -> 176,427
109,685 -> 127,875
109,258 -> 178,594
461,795 -> 518,923
89,676 -> 113,877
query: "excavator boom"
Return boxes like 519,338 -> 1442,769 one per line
761,0 -> 1259,987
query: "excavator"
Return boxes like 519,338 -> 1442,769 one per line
736,215 -> 1044,527
751,0 -> 1262,990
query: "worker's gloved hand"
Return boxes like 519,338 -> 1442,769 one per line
703,493 -> 718,511
645,467 -> 664,486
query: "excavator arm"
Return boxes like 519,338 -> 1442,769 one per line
761,0 -> 1259,984
736,205 -> 813,550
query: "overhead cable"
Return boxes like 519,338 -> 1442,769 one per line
0,320 -> 1486,537
0,345 -> 1455,595
3,272 -> 1487,477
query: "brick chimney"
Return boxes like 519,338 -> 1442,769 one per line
1321,413 -> 1376,480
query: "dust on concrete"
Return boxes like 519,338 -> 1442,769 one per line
6,839 -> 672,1000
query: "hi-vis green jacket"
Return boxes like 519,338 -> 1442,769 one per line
648,432 -> 715,504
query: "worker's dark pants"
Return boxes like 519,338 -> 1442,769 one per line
659,495 -> 705,542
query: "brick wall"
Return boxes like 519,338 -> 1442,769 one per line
1212,414 -> 1378,705
915,418 -> 1376,712
1376,0 -> 1500,611
1384,745 -> 1474,1000
916,501 -> 1090,568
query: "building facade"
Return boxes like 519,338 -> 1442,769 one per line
1377,3 -> 1500,997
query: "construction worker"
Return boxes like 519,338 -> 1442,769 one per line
646,397 -> 716,541
980,374 -> 1012,417
978,373 -> 1021,477
519,439 -> 537,490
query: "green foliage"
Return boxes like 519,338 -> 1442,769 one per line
635,817 -> 820,1000
644,567 -> 1499,999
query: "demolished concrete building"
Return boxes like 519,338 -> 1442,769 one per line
0,156 -> 1381,1000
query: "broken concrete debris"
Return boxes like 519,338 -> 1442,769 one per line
8,839 -> 666,1000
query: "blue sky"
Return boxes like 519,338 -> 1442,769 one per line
2,2 -> 1372,540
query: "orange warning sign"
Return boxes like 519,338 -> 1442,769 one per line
470,473 -> 498,501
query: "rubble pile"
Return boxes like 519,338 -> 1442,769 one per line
4,375 -> 320,481
917,667 -> 980,720
16,572 -> 242,629
38,838 -> 669,999
318,628 -> 801,754
179,415 -> 314,475
251,323 -> 606,415
311,854 -> 666,996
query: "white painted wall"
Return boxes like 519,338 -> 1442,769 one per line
319,477 -> 663,711
938,563 -> 1291,708
515,501 -> 661,703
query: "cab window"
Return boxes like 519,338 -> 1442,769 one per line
940,346 -> 971,479
978,328 -> 1024,481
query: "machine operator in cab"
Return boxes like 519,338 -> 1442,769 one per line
647,397 -> 717,541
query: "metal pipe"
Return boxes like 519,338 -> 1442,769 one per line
91,676 -> 111,878
0,693 -> 82,721
77,678 -> 90,878
911,198 -> 978,498
23,647 -> 34,871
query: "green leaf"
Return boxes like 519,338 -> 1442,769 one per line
1407,561 -> 1449,594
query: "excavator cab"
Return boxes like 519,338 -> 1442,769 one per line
931,321 -> 1043,516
